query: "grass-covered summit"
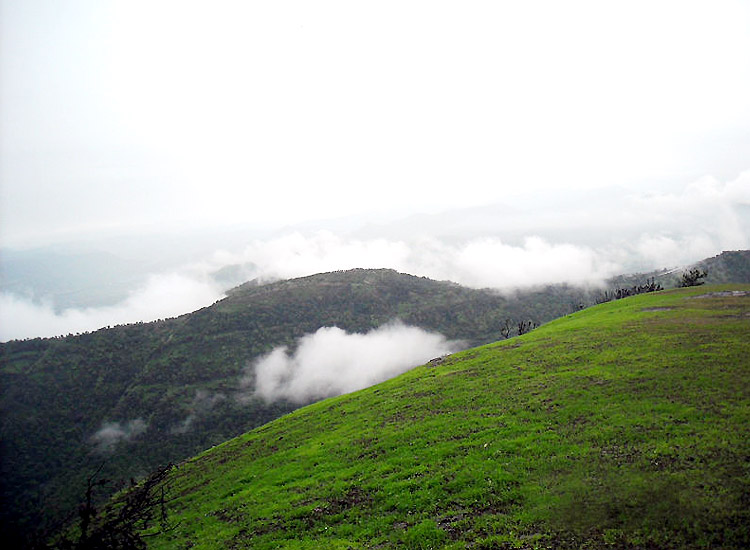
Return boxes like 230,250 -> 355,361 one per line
141,285 -> 749,549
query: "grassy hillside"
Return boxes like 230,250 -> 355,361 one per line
0,269 -> 590,546
138,285 -> 749,549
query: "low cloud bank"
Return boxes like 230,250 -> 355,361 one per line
628,172 -> 750,267
230,233 -> 618,289
245,322 -> 460,404
0,272 -> 223,341
0,236 -> 612,342
90,419 -> 147,453
2,173 -> 747,342
218,172 -> 750,288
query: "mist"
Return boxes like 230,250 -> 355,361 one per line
171,390 -> 227,435
1,173 -> 748,343
2,1 -> 749,345
246,322 -> 461,404
90,419 -> 147,454
0,272 -> 223,341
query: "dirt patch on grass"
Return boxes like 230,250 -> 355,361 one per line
207,506 -> 245,523
690,290 -> 750,299
436,513 -> 466,540
641,307 -> 675,312
314,486 -> 374,516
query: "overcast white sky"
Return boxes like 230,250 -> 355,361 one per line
2,0 -> 749,246
1,1 -> 750,340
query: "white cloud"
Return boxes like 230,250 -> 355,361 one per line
214,173 -> 748,288
628,172 -> 750,266
223,232 -> 620,290
248,322 -> 460,403
0,272 -> 223,341
2,2 -> 750,242
236,233 -> 412,282
90,418 -> 147,453
725,171 -> 750,204
444,237 -> 618,288
1,174 -> 746,342
634,233 -> 717,269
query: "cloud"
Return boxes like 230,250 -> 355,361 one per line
90,419 -> 147,454
246,322 -> 460,403
628,171 -> 750,266
2,173 -> 747,342
428,237 -> 619,288
171,389 -> 226,434
210,172 -> 749,290
232,233 -> 412,282
0,272 -> 223,341
221,232 -> 620,290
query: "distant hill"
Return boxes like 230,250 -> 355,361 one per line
694,249 -> 750,284
609,249 -> 750,288
94,285 -> 750,549
0,248 -> 148,310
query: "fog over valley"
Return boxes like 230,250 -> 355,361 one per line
1,174 -> 748,342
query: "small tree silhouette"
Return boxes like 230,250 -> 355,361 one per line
55,463 -> 177,550
517,320 -> 538,336
500,319 -> 512,339
680,268 -> 708,287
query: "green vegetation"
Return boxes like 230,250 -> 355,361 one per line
54,463 -> 176,550
2,253 -> 749,547
679,268 -> 708,287
0,269 -> 591,546
136,286 -> 749,549
609,250 -> 750,290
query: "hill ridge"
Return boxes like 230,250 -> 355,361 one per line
2,255 -> 749,548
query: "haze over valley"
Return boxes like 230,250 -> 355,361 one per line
2,175 -> 749,342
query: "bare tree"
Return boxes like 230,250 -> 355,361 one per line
517,320 -> 538,336
500,319 -> 512,339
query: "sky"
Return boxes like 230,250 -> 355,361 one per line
1,1 -> 750,340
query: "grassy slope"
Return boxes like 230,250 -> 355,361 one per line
147,286 -> 750,549
0,269 -> 589,544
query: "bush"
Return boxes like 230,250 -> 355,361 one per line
680,268 -> 708,287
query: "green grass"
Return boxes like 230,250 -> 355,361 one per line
2,268 -> 595,544
144,286 -> 750,549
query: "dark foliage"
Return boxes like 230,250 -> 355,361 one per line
680,268 -> 708,287
516,320 -> 539,335
500,317 -> 538,338
500,319 -> 512,340
3,253 -> 748,546
53,464 -> 175,550
0,269 -> 591,546
596,277 -> 663,304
